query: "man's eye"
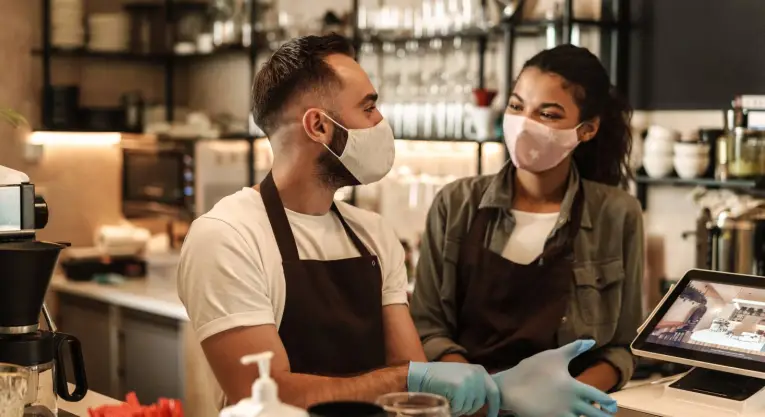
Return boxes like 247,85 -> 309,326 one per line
508,103 -> 522,112
365,106 -> 377,113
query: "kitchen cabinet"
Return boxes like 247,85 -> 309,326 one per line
56,294 -> 114,397
55,293 -> 185,404
121,309 -> 184,404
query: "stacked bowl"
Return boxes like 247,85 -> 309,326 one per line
673,142 -> 711,179
52,0 -> 85,49
642,125 -> 679,178
88,13 -> 130,52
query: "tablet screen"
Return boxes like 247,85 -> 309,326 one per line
646,279 -> 765,364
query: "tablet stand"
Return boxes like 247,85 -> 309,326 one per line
669,368 -> 765,401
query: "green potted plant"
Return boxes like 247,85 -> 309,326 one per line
0,108 -> 27,127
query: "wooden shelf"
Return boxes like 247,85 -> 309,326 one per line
32,46 -> 252,63
634,174 -> 765,210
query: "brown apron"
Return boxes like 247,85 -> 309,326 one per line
455,185 -> 585,374
260,172 -> 387,376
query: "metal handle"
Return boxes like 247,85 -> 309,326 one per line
41,302 -> 57,333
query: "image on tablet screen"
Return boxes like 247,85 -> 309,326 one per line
647,280 -> 765,362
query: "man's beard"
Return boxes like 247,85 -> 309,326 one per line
316,126 -> 360,189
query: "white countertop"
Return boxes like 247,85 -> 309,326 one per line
613,376 -> 765,417
59,384 -> 123,416
49,274 -> 189,321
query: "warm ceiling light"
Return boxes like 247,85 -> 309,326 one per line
28,131 -> 121,146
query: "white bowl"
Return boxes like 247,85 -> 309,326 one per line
674,155 -> 710,179
643,155 -> 674,178
674,142 -> 710,157
643,137 -> 675,155
647,125 -> 681,142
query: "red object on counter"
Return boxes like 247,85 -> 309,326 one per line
88,392 -> 184,417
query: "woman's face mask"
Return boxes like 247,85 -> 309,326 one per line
503,113 -> 583,173
314,112 -> 396,185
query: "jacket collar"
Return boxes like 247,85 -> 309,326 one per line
478,162 -> 593,229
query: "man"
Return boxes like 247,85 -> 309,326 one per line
178,34 -> 616,417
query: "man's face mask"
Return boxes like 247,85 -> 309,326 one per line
308,112 -> 396,185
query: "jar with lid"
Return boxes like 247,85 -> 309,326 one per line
729,127 -> 764,178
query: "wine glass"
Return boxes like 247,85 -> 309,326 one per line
376,392 -> 450,416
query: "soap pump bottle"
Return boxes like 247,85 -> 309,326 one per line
219,351 -> 309,417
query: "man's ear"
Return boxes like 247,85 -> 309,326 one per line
302,109 -> 331,145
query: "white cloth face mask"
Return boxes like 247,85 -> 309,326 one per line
319,112 -> 396,185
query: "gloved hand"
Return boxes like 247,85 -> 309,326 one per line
408,362 -> 501,417
492,340 -> 618,417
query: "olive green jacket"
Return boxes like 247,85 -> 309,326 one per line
410,162 -> 644,390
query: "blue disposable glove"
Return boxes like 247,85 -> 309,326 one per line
492,340 -> 618,417
408,361 -> 501,417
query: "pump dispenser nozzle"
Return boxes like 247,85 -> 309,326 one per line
219,351 -> 308,417
241,351 -> 278,404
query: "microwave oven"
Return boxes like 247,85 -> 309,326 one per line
121,138 -> 258,219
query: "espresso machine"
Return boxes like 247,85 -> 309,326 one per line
0,165 -> 87,416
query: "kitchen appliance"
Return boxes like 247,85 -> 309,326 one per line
0,165 -> 88,415
703,204 -> 765,275
121,137 -> 254,219
44,86 -> 79,131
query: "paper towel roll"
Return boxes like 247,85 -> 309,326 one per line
95,225 -> 150,256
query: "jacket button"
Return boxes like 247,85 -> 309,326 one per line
372,260 -> 376,267
561,316 -> 568,324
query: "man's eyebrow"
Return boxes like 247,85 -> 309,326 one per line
357,93 -> 379,107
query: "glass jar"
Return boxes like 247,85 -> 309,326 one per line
376,392 -> 450,416
0,363 -> 28,417
23,362 -> 57,417
729,128 -> 763,178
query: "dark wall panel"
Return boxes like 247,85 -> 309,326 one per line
630,0 -> 765,110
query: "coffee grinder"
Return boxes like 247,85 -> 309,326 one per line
0,166 -> 87,415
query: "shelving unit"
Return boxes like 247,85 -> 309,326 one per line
36,0 -> 632,208
634,174 -> 765,209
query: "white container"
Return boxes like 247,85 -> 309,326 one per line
643,137 -> 675,156
674,155 -> 710,179
673,142 -> 710,158
647,125 -> 680,143
643,155 -> 674,178
220,352 -> 309,417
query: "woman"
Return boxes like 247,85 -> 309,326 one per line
410,44 -> 643,393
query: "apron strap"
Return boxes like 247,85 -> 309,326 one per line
260,172 -> 301,262
331,204 -> 374,258
260,172 -> 374,261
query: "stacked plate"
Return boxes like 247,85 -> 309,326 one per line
88,13 -> 130,52
52,0 -> 85,49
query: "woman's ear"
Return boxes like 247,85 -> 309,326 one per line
578,116 -> 601,142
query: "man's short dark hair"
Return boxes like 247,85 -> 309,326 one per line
251,33 -> 355,135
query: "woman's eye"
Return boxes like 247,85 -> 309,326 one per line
508,103 -> 522,112
365,106 -> 376,113
540,112 -> 561,120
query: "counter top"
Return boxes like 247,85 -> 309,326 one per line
613,376 -> 765,417
60,384 -> 123,416
49,274 -> 188,321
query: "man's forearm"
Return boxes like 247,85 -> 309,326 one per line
274,365 -> 409,409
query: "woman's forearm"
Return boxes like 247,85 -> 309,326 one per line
440,353 -> 470,363
575,361 -> 620,392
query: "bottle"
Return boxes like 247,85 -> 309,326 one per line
219,351 -> 309,417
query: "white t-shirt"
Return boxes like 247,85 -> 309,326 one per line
177,188 -> 409,342
501,210 -> 560,265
